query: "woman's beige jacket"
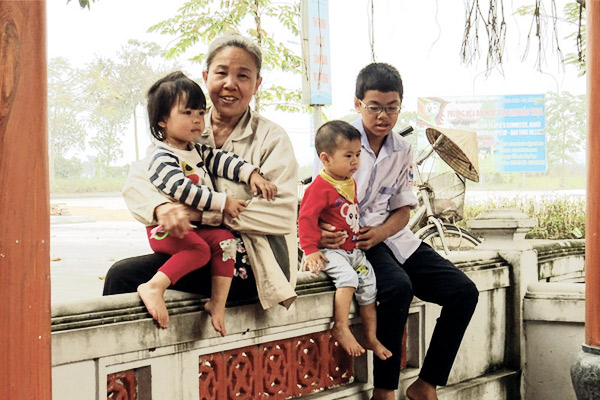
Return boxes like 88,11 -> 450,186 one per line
123,108 -> 299,309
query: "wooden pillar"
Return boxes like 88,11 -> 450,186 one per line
0,1 -> 51,398
586,0 -> 600,348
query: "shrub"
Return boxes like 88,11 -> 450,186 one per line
462,196 -> 586,239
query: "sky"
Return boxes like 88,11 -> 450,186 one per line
47,0 -> 586,167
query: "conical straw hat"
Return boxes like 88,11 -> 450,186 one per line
425,127 -> 480,182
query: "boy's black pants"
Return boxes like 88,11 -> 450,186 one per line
365,242 -> 479,389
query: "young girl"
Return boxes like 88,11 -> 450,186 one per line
137,71 -> 276,335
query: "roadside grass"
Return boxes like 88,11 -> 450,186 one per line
51,174 -> 586,240
51,177 -> 126,194
462,196 -> 586,239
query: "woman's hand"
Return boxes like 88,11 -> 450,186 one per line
155,203 -> 194,238
356,225 -> 387,251
224,197 -> 247,218
318,222 -> 347,249
249,170 -> 277,200
302,251 -> 329,274
186,207 -> 203,222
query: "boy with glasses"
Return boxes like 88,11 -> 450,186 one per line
315,63 -> 479,400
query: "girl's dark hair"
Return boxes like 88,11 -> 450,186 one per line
146,71 -> 207,141
355,62 -> 404,101
315,120 -> 361,155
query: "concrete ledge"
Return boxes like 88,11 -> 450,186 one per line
437,369 -> 520,400
524,282 -> 585,322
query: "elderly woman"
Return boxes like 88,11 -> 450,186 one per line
103,34 -> 298,312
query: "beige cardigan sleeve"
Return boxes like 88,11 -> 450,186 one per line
221,122 -> 298,236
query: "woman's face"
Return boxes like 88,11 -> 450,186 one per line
203,46 -> 262,119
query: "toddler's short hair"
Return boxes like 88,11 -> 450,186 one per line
315,120 -> 361,155
147,71 -> 206,141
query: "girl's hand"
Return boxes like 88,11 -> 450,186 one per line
249,170 -> 277,200
224,197 -> 247,218
302,251 -> 329,274
155,202 -> 194,238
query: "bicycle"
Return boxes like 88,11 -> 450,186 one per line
403,125 -> 481,254
297,125 -> 482,256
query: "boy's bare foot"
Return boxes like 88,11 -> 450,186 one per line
365,338 -> 392,360
332,324 -> 365,357
137,282 -> 169,329
406,377 -> 438,400
205,299 -> 227,337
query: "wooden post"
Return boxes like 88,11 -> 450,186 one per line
586,0 -> 600,348
571,2 -> 600,398
0,1 -> 51,398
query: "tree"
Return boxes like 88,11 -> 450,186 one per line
543,91 -> 586,176
114,40 -> 180,160
47,57 -> 87,184
82,57 -> 130,176
148,0 -> 304,112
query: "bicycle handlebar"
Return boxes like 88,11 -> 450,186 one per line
398,125 -> 414,137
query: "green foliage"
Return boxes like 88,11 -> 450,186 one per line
47,58 -> 87,157
48,58 -> 88,184
66,0 -> 96,9
563,1 -> 586,75
514,1 -> 586,74
54,155 -> 83,179
463,196 -> 586,239
82,57 -> 129,174
543,91 -> 587,173
104,164 -> 130,179
148,0 -> 304,113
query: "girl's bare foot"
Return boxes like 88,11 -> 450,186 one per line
365,338 -> 392,360
205,299 -> 227,337
332,324 -> 365,357
137,282 -> 169,329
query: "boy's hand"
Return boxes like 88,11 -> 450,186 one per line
155,202 -> 194,239
224,197 -> 247,218
356,226 -> 387,251
303,251 -> 329,274
318,222 -> 347,249
249,170 -> 277,200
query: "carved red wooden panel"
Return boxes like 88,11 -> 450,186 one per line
196,331 -> 369,399
107,370 -> 137,400
224,346 -> 260,400
401,328 -> 407,369
260,341 -> 293,399
199,353 -> 224,400
324,332 -> 353,387
292,334 -> 325,396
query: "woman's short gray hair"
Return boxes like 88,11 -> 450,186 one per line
205,34 -> 262,77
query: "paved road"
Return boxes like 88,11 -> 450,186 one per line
50,190 -> 585,305
50,196 -> 150,305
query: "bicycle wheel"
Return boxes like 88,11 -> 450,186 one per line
419,224 -> 481,252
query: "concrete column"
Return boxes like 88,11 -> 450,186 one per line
571,1 -> 600,399
0,1 -> 51,398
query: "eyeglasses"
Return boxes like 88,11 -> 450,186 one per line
359,99 -> 403,115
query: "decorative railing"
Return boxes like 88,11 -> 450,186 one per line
53,238 -> 586,400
